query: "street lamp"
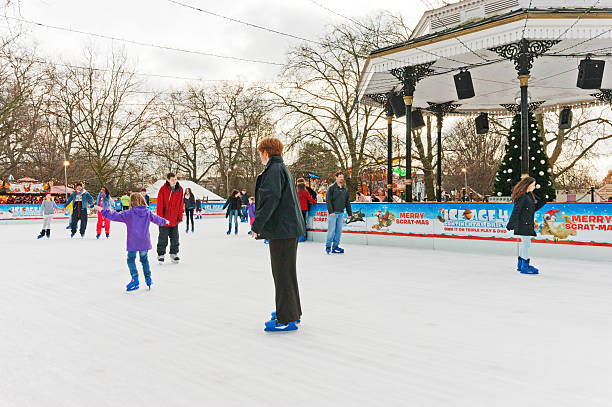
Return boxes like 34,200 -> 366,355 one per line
226,168 -> 232,196
63,160 -> 70,203
461,167 -> 468,201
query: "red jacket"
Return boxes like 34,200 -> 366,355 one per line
156,181 -> 184,227
297,189 -> 316,211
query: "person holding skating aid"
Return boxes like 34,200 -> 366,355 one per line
37,194 -> 60,239
95,192 -> 169,291
506,176 -> 547,275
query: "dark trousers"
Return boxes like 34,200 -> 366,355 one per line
269,237 -> 301,325
301,210 -> 308,237
71,207 -> 88,234
185,209 -> 194,230
157,226 -> 179,256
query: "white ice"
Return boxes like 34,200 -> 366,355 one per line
1,218 -> 611,407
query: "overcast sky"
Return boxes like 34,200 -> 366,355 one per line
1,0 -> 431,89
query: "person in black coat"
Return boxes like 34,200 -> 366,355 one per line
251,137 -> 305,332
183,188 -> 196,233
223,189 -> 242,235
506,176 -> 547,275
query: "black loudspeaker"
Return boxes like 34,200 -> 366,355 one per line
390,93 -> 406,118
559,107 -> 572,130
412,109 -> 425,129
475,112 -> 489,134
577,58 -> 605,89
454,70 -> 475,100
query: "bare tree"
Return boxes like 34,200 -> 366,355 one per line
0,45 -> 46,179
187,83 -> 255,195
59,49 -> 155,189
269,14 -> 410,196
443,118 -> 505,196
537,108 -> 612,180
150,91 -> 216,183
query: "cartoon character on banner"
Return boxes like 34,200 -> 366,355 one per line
436,208 -> 448,223
345,209 -> 365,225
372,207 -> 395,231
539,209 -> 577,241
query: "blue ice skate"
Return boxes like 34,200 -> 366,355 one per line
37,231 -> 45,239
126,278 -> 139,292
96,234 -> 100,239
332,247 -> 344,254
325,247 -> 331,254
264,319 -> 298,332
271,312 -> 300,324
145,277 -> 152,290
298,236 -> 306,242
519,258 -> 539,275
106,234 -> 110,239
70,233 -> 75,238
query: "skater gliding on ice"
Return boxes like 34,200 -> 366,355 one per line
96,193 -> 168,291
37,194 -> 59,239
95,187 -> 112,239
506,176 -> 548,275
223,189 -> 241,235
251,137 -> 305,332
156,173 -> 184,264
65,183 -> 93,238
325,171 -> 352,254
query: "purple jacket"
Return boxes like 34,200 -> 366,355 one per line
101,206 -> 167,251
247,202 -> 255,219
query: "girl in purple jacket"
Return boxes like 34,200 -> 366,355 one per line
96,193 -> 168,292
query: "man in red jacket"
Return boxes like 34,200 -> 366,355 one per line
156,172 -> 184,263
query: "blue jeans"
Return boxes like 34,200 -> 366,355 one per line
127,251 -> 150,279
241,206 -> 248,221
228,209 -> 239,232
326,212 -> 344,249
518,236 -> 531,259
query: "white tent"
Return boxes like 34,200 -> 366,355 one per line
147,180 -> 223,201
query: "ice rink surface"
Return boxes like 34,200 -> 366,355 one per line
1,218 -> 611,407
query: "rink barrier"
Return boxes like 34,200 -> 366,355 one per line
307,203 -> 612,261
0,202 -> 227,221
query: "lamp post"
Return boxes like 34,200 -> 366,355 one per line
226,168 -> 232,196
63,160 -> 70,203
461,167 -> 467,201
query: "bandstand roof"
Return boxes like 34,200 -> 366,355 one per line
358,1 -> 612,114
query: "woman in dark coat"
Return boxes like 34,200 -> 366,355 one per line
223,189 -> 242,235
506,176 -> 547,275
183,187 -> 196,233
251,137 -> 305,332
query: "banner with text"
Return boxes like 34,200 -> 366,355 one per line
308,203 -> 612,246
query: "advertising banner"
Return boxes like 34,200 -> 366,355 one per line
0,204 -> 78,220
308,202 -> 612,247
1,202 -> 226,221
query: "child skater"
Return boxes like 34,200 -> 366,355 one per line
38,194 -> 60,239
247,196 -> 255,235
506,176 -> 547,275
95,192 -> 168,291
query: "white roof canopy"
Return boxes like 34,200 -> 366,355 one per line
358,7 -> 612,114
147,180 -> 223,201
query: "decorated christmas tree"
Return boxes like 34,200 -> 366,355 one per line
494,112 -> 555,200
